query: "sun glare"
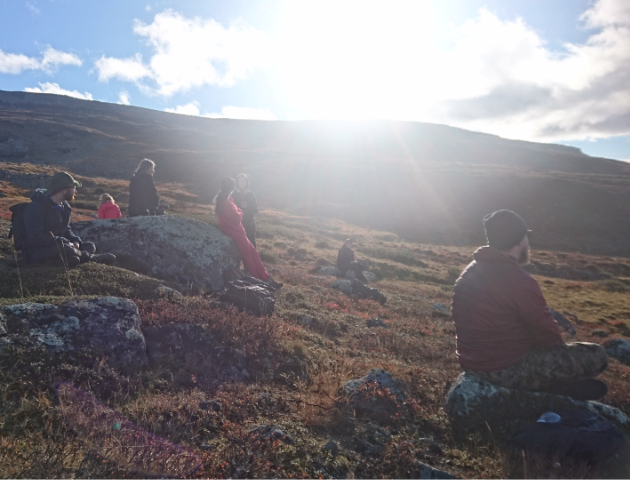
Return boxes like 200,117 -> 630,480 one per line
278,0 -> 437,120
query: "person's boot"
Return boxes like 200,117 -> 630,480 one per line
89,253 -> 116,266
267,277 -> 283,289
540,378 -> 608,401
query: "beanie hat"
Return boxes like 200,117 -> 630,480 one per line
47,172 -> 82,195
483,210 -> 531,251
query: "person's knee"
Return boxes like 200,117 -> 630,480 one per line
81,242 -> 96,254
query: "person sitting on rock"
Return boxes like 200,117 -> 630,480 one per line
215,176 -> 282,289
22,172 -> 116,268
337,238 -> 368,283
232,173 -> 259,248
98,193 -> 122,219
128,158 -> 164,217
452,209 -> 608,400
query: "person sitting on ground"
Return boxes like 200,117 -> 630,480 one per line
98,193 -> 122,219
22,172 -> 116,268
451,209 -> 608,400
128,158 -> 164,217
232,173 -> 259,248
215,177 -> 282,289
337,238 -> 368,283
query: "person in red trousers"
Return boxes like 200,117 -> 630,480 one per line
215,177 -> 282,288
98,193 -> 122,219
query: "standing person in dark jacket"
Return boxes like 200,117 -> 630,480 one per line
128,159 -> 161,217
337,238 -> 368,283
452,210 -> 608,400
22,172 -> 116,268
232,174 -> 259,247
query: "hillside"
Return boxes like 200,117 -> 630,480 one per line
0,167 -> 630,478
1,90 -> 630,255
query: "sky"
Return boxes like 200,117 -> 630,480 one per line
0,0 -> 629,161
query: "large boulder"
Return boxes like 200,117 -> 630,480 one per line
71,215 -> 240,292
1,297 -> 147,367
446,373 -> 628,439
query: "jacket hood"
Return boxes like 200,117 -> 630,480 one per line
473,245 -> 519,264
30,189 -> 50,202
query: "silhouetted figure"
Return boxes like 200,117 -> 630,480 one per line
128,159 -> 162,217
215,177 -> 282,289
98,193 -> 122,219
22,172 -> 116,268
232,173 -> 259,248
337,238 -> 368,283
452,210 -> 608,400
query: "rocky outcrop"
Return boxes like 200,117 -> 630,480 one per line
0,297 -> 147,367
603,338 -> 630,366
71,215 -> 240,292
446,373 -> 628,438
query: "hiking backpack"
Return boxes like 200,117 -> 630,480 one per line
7,202 -> 29,251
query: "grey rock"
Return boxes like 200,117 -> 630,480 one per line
362,271 -> 378,283
324,440 -> 340,455
446,373 -> 628,438
366,318 -> 389,328
299,315 -> 315,327
248,425 -> 295,445
344,369 -> 407,417
0,313 -> 6,336
315,258 -> 332,267
603,338 -> 630,366
330,280 -> 353,294
319,266 -> 341,276
156,285 -> 182,298
413,462 -> 456,479
71,215 -> 240,292
431,303 -> 449,313
2,297 -> 147,367
590,329 -> 609,337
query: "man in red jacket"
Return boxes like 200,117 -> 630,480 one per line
452,210 -> 608,399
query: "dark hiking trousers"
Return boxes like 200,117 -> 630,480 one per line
25,241 -> 96,268
243,219 -> 256,248
467,342 -> 608,391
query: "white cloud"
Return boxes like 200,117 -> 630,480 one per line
118,91 -> 131,105
429,0 -> 630,142
165,102 -> 276,120
94,53 -> 152,82
206,106 -> 276,120
24,82 -> 93,100
95,10 -> 271,96
165,101 -> 201,115
26,2 -> 40,14
0,46 -> 81,74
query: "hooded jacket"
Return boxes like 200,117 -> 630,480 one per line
23,189 -> 82,250
232,189 -> 258,224
128,173 -> 159,216
452,246 -> 563,371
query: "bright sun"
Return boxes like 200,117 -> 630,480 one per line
277,0 -> 438,121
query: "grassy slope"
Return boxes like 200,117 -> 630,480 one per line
0,167 -> 629,478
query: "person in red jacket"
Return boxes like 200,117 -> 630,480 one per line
98,194 -> 122,219
452,210 -> 608,400
215,177 -> 282,288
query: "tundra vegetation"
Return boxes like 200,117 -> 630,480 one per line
0,163 -> 629,478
